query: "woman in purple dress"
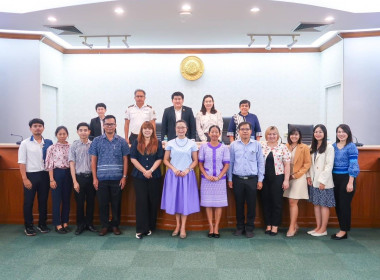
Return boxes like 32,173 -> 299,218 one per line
199,125 -> 230,238
161,120 -> 199,239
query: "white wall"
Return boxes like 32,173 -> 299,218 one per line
62,52 -> 321,140
320,40 -> 344,140
343,37 -> 380,145
0,38 -> 40,143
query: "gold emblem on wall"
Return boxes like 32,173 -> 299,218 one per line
180,56 -> 204,81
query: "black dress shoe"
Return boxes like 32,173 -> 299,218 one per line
265,230 -> 271,235
99,227 -> 108,236
214,233 -> 220,238
113,227 -> 121,235
55,227 -> 67,234
208,233 -> 214,238
87,225 -> 98,232
75,226 -> 85,235
269,231 -> 278,236
331,233 -> 348,240
233,229 -> 245,236
245,231 -> 254,238
63,226 -> 72,233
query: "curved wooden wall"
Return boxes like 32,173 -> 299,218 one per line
1,145 -> 379,229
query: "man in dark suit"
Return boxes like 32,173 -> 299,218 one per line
89,103 -> 107,140
161,92 -> 196,141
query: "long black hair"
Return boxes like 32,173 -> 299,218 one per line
336,124 -> 353,146
310,124 -> 327,154
200,95 -> 217,115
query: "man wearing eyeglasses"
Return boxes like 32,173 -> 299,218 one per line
124,89 -> 156,145
89,115 -> 130,236
228,121 -> 265,238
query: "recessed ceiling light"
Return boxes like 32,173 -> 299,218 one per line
250,7 -> 260,12
181,4 -> 191,11
47,16 -> 57,22
325,16 -> 335,22
114,7 -> 124,14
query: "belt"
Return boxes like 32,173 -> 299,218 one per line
77,173 -> 92,178
233,175 -> 257,180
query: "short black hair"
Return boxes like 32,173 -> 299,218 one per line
287,127 -> 302,144
172,92 -> 184,100
29,118 -> 44,127
95,103 -> 107,110
239,100 -> 251,108
134,89 -> 146,96
76,122 -> 90,130
104,115 -> 116,122
238,122 -> 252,130
55,126 -> 69,136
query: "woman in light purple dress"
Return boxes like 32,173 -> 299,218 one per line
199,125 -> 230,238
161,120 -> 199,239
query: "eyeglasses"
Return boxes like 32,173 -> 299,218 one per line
135,95 -> 145,98
104,123 -> 116,127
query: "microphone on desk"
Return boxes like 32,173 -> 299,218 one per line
10,134 -> 23,145
353,135 -> 363,147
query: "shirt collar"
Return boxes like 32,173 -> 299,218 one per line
30,136 -> 45,144
134,103 -> 146,109
101,133 -> 118,142
237,138 -> 255,144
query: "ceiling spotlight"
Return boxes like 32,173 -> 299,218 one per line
265,36 -> 272,50
250,7 -> 260,13
248,35 -> 255,47
325,16 -> 334,22
115,7 -> 124,14
122,36 -> 129,48
47,16 -> 57,22
82,37 -> 93,49
107,36 -> 110,48
287,35 -> 298,49
181,4 -> 191,12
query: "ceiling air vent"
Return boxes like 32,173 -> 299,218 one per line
44,25 -> 83,35
293,22 -> 332,32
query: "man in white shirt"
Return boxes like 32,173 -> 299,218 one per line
18,118 -> 53,236
124,89 -> 156,145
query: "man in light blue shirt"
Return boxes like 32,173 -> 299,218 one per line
228,121 -> 264,238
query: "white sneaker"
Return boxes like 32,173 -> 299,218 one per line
311,231 -> 327,237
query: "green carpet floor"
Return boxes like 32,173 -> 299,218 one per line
0,225 -> 379,280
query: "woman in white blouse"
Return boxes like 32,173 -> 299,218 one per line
196,95 -> 223,142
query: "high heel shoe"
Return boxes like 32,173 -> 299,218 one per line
208,233 -> 214,238
55,226 -> 67,234
172,230 -> 179,237
136,233 -> 143,239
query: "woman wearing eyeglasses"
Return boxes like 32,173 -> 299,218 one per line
161,120 -> 200,239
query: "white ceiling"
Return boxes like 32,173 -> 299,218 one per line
1,0 -> 380,49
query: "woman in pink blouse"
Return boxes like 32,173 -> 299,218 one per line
260,126 -> 291,236
45,126 -> 72,234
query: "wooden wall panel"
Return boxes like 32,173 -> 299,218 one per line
1,145 -> 380,229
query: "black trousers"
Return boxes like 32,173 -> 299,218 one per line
261,174 -> 284,227
232,175 -> 258,232
333,173 -> 356,231
75,174 -> 96,227
129,133 -> 138,145
133,177 -> 161,233
23,171 -> 50,227
97,180 -> 122,228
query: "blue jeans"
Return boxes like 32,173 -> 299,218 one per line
51,168 -> 72,226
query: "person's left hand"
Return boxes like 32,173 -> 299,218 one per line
347,182 -> 354,192
120,177 -> 127,190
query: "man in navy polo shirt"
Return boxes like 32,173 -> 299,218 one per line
18,118 -> 53,236
89,115 -> 129,236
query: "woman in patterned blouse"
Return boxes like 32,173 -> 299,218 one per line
331,124 -> 360,240
260,126 -> 291,236
45,126 -> 72,234
195,95 -> 223,142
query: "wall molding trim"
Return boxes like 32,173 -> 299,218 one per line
1,30 -> 379,54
